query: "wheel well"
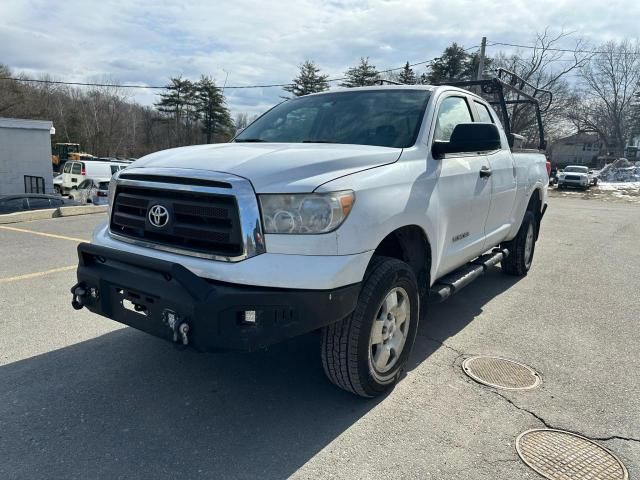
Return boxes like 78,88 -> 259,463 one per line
372,225 -> 431,296
527,189 -> 541,213
527,189 -> 543,238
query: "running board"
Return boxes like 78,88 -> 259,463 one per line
429,248 -> 509,303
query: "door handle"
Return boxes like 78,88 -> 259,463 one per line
479,166 -> 492,178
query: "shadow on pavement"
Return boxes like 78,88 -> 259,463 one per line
0,268 -> 519,479
408,267 -> 521,370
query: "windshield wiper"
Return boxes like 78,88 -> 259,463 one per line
235,138 -> 266,142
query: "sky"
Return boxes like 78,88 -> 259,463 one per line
1,0 -> 638,117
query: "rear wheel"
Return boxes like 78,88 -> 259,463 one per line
501,211 -> 536,276
321,257 -> 419,397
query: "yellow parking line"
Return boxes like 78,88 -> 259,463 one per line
0,225 -> 88,243
0,265 -> 77,284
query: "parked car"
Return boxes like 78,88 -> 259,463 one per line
71,74 -> 549,397
61,160 -> 128,194
557,165 -> 593,190
53,174 -> 64,194
68,178 -> 110,205
0,194 -> 79,215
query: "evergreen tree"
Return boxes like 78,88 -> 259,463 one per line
465,51 -> 493,80
424,43 -> 492,84
284,60 -> 329,97
398,62 -> 418,84
154,76 -> 195,145
194,76 -> 233,143
426,43 -> 469,83
340,57 -> 380,87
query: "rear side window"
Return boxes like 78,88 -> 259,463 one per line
71,163 -> 81,174
26,197 -> 52,210
474,101 -> 494,123
434,96 -> 473,142
78,180 -> 91,189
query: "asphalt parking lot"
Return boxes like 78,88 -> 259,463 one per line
1,197 -> 639,480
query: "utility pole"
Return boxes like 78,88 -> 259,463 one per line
477,36 -> 487,80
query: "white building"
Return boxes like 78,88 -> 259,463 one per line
0,117 -> 54,195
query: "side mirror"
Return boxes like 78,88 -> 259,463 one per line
432,123 -> 502,159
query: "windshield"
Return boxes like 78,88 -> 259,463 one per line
564,166 -> 589,173
235,89 -> 430,148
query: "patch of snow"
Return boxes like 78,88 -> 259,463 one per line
597,182 -> 640,191
597,158 -> 640,182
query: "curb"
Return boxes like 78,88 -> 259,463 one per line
0,205 -> 108,225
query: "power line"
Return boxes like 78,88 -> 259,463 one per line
0,47 -> 481,91
487,40 -> 640,55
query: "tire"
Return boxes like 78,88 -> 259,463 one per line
321,256 -> 420,398
54,185 -> 61,195
501,210 -> 537,276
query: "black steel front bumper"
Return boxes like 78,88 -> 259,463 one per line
72,243 -> 360,351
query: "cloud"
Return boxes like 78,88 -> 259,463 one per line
1,0 -> 638,116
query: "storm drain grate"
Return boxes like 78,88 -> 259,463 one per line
462,356 -> 540,390
516,429 -> 628,480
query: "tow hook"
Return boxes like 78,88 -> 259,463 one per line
163,309 -> 190,347
71,283 -> 87,310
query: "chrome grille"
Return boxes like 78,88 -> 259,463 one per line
110,185 -> 242,257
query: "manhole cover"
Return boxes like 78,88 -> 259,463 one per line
516,429 -> 628,480
462,356 -> 540,390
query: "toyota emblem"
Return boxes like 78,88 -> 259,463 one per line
148,204 -> 169,228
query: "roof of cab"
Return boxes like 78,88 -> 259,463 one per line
304,84 -> 487,102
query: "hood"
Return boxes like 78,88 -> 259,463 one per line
561,172 -> 589,177
131,143 -> 402,193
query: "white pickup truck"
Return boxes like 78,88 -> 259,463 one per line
71,76 -> 549,397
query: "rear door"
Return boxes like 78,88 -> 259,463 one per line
431,93 -> 493,276
62,162 -> 73,190
472,100 -> 517,247
68,162 -> 82,188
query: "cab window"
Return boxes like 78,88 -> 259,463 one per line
474,101 -> 494,123
433,96 -> 472,142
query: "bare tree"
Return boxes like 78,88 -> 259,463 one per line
493,29 -> 593,145
570,40 -> 640,156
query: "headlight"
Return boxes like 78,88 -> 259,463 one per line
108,169 -> 121,210
558,174 -> 565,179
259,191 -> 355,234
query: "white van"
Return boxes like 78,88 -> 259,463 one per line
61,160 -> 128,194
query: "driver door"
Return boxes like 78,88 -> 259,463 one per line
431,94 -> 493,277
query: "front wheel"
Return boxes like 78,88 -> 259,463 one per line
321,257 -> 419,398
501,211 -> 537,276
